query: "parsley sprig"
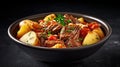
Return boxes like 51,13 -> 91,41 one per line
54,14 -> 66,26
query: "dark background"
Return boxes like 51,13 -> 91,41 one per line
0,1 -> 120,67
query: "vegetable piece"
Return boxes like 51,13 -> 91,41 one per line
80,27 -> 90,38
88,22 -> 100,30
54,14 -> 66,26
47,31 -> 52,36
17,23 -> 31,38
44,14 -> 56,22
92,27 -> 104,39
48,35 -> 57,40
19,19 -> 33,27
17,19 -> 41,38
45,40 -> 64,47
51,44 -> 66,48
19,19 -> 38,29
78,17 -> 85,23
66,19 -> 71,23
82,31 -> 100,45
19,31 -> 40,46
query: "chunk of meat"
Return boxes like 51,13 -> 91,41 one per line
60,26 -> 71,41
60,24 -> 80,41
64,14 -> 79,24
65,25 -> 82,47
45,40 -> 64,47
46,21 -> 62,34
52,24 -> 62,33
36,32 -> 47,46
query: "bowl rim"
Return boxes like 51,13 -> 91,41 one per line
8,12 -> 112,51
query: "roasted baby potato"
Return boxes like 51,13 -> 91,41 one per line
82,31 -> 100,45
78,17 -> 85,23
19,31 -> 40,46
17,23 -> 31,38
43,14 -> 56,22
17,19 -> 41,38
92,27 -> 105,39
19,19 -> 40,29
19,19 -> 33,27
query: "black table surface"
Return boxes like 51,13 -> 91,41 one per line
0,1 -> 120,67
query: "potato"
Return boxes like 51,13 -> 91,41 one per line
51,44 -> 66,48
92,27 -> 104,39
19,19 -> 33,27
78,17 -> 85,23
19,31 -> 40,46
19,19 -> 39,29
82,31 -> 100,46
17,23 -> 31,38
44,14 -> 56,22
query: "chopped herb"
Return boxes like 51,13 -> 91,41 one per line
42,27 -> 46,30
48,31 -> 51,36
26,40 -> 28,43
68,43 -> 72,47
70,27 -> 75,30
28,32 -> 31,36
76,38 -> 83,42
66,30 -> 72,33
67,25 -> 74,30
67,19 -> 71,23
96,37 -> 99,40
54,14 -> 66,26
29,37 -> 34,40
41,33 -> 47,39
79,37 -> 83,41
47,17 -> 51,21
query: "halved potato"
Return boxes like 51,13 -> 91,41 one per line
17,23 -> 31,38
82,31 -> 100,46
19,31 -> 40,46
43,14 -> 56,22
92,27 -> 104,39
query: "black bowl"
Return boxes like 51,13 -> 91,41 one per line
8,12 -> 112,63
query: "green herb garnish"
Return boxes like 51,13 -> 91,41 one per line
78,37 -> 83,41
47,17 -> 51,21
48,31 -> 51,36
67,19 -> 71,23
54,14 -> 66,26
96,37 -> 99,40
68,43 -> 72,47
67,25 -> 74,30
66,30 -> 72,33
